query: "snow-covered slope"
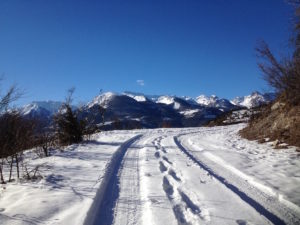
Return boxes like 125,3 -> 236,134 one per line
231,91 -> 275,108
123,91 -> 149,102
195,95 -> 212,106
18,101 -> 79,126
156,96 -> 193,111
18,101 -> 64,123
156,95 -> 175,105
1,125 -> 299,225
196,95 -> 237,111
87,92 -> 118,108
20,101 -> 62,116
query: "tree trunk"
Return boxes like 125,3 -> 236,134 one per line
9,155 -> 14,182
0,162 -> 5,184
15,154 -> 19,179
43,146 -> 48,157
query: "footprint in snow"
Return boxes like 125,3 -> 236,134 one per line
186,162 -> 192,167
162,176 -> 174,197
179,190 -> 201,214
154,151 -> 160,158
168,169 -> 181,182
236,219 -> 253,225
159,161 -> 168,172
200,179 -> 206,184
150,198 -> 159,204
173,204 -> 189,225
162,156 -> 172,165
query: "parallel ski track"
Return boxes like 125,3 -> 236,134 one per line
84,134 -> 142,225
173,136 -> 286,225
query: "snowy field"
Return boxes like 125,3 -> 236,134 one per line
0,124 -> 299,225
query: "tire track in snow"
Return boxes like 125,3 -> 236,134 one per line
83,135 -> 142,225
173,136 -> 287,225
114,134 -> 148,225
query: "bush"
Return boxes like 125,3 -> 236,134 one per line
54,104 -> 83,146
241,2 -> 300,148
54,88 -> 83,146
0,111 -> 36,183
256,2 -> 300,106
256,41 -> 300,105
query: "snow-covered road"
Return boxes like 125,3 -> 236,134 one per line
86,126 -> 300,225
1,125 -> 299,225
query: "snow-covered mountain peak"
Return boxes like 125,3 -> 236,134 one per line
231,92 -> 275,108
88,92 -> 118,108
21,103 -> 39,115
196,95 -> 215,106
123,92 -> 148,102
156,96 -> 175,105
20,101 -> 63,115
195,95 -> 236,111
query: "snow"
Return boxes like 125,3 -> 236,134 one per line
0,131 -> 137,225
180,124 -> 300,207
231,92 -> 275,108
20,101 -> 63,115
195,95 -> 234,110
223,109 -> 252,124
195,95 -> 211,106
195,94 -> 225,107
123,92 -> 148,102
180,96 -> 198,105
1,125 -> 299,225
21,103 -> 39,115
156,96 -> 175,105
131,95 -> 147,102
18,91 -> 275,120
87,92 -> 117,108
173,102 -> 181,110
179,109 -> 200,117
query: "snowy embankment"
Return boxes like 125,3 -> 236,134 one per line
0,131 -> 139,225
179,124 -> 300,208
0,124 -> 299,225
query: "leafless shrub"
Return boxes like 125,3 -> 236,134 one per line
0,111 -> 36,183
23,164 -> 43,180
35,132 -> 56,157
256,41 -> 300,105
241,3 -> 300,147
256,1 -> 300,106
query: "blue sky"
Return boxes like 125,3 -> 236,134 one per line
0,0 -> 294,105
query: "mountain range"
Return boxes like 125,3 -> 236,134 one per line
19,91 -> 275,129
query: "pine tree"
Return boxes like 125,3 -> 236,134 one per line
54,88 -> 83,146
55,104 -> 82,146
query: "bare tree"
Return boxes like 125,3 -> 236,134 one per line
256,3 -> 300,105
0,80 -> 23,183
35,131 -> 55,157
65,87 -> 75,106
0,78 -> 23,112
0,111 -> 36,182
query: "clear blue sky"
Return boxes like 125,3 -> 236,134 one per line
0,0 -> 294,105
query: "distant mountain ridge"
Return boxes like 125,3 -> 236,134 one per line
21,101 -> 63,116
18,91 -> 275,129
231,92 -> 276,108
